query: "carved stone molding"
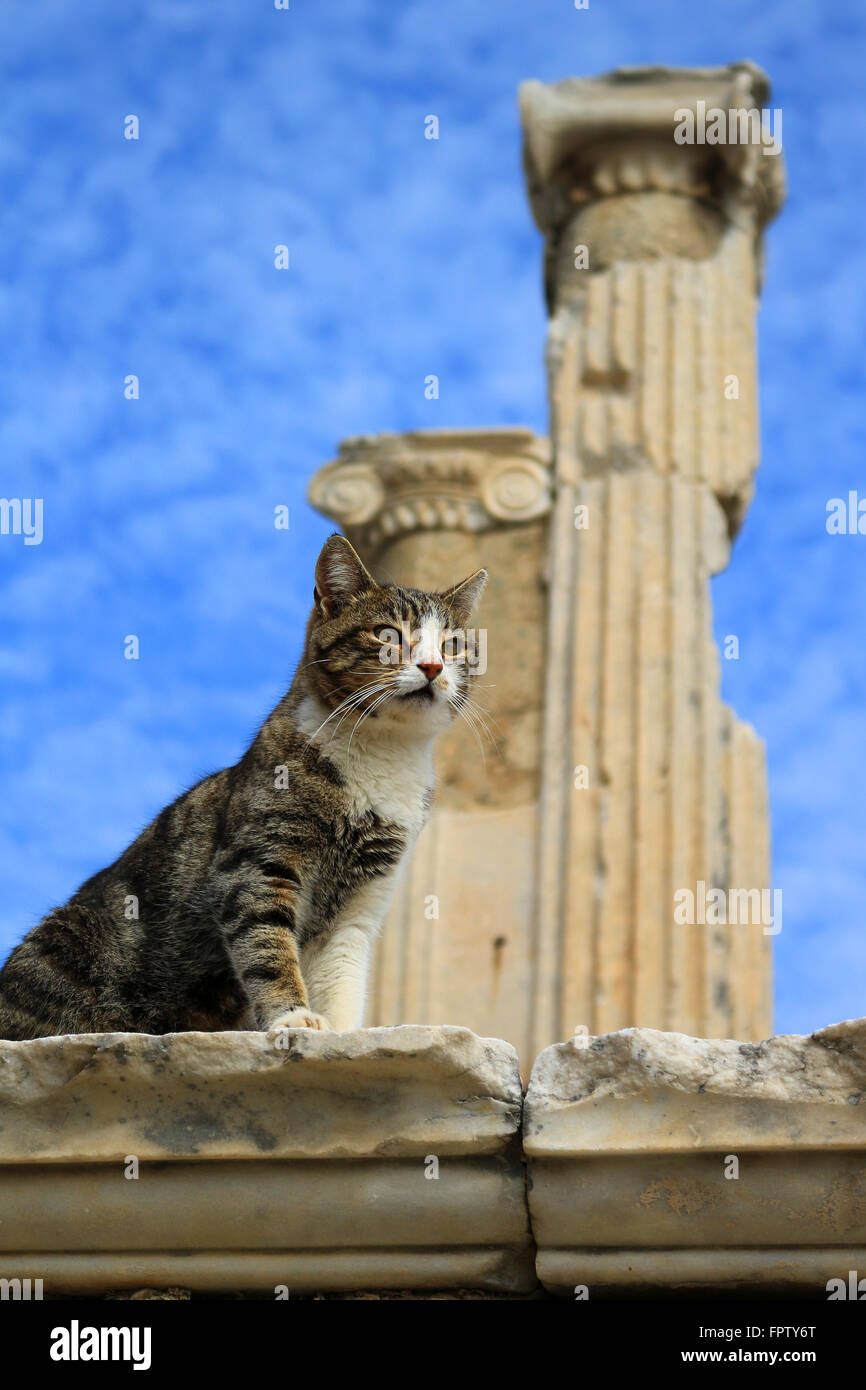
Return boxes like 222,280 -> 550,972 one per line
520,64 -> 786,306
309,429 -> 552,548
521,63 -> 785,233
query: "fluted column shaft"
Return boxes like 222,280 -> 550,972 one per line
522,63 -> 783,1048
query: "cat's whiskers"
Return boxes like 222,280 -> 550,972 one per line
346,685 -> 399,753
455,676 -> 501,724
465,697 -> 500,746
326,678 -> 397,745
448,684 -> 500,768
304,676 -> 392,746
453,700 -> 488,767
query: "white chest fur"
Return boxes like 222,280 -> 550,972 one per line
292,693 -> 436,1030
293,693 -> 434,835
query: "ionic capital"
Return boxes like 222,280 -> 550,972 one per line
520,63 -> 786,305
308,429 -> 552,550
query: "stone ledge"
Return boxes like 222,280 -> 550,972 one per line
0,1025 -> 522,1162
3,1020 -> 865,1297
525,1019 -> 866,1297
0,1026 -> 534,1296
524,1019 -> 866,1154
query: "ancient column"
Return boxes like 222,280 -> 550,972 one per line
308,429 -> 553,1058
521,63 -> 785,1052
308,63 -> 785,1065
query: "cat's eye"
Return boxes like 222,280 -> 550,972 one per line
373,627 -> 404,667
442,632 -> 466,660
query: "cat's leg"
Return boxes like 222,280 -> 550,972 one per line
218,868 -> 330,1032
302,875 -> 399,1032
302,922 -> 374,1033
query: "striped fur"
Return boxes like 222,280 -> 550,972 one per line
0,536 -> 486,1039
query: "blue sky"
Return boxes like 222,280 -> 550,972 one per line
0,0 -> 864,1036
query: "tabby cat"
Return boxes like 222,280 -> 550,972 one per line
0,535 -> 487,1040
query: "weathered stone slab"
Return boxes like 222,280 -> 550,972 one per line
525,1019 -> 866,1154
525,1020 -> 866,1296
0,1026 -> 534,1295
0,1025 -> 521,1162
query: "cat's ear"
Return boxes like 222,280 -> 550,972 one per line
440,568 -> 487,626
314,534 -> 374,617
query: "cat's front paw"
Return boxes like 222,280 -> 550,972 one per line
266,1007 -> 332,1040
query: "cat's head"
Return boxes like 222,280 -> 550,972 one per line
303,534 -> 487,738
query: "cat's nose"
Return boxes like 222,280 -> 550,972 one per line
417,660 -> 443,683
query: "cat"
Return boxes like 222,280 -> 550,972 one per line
0,534 -> 487,1040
